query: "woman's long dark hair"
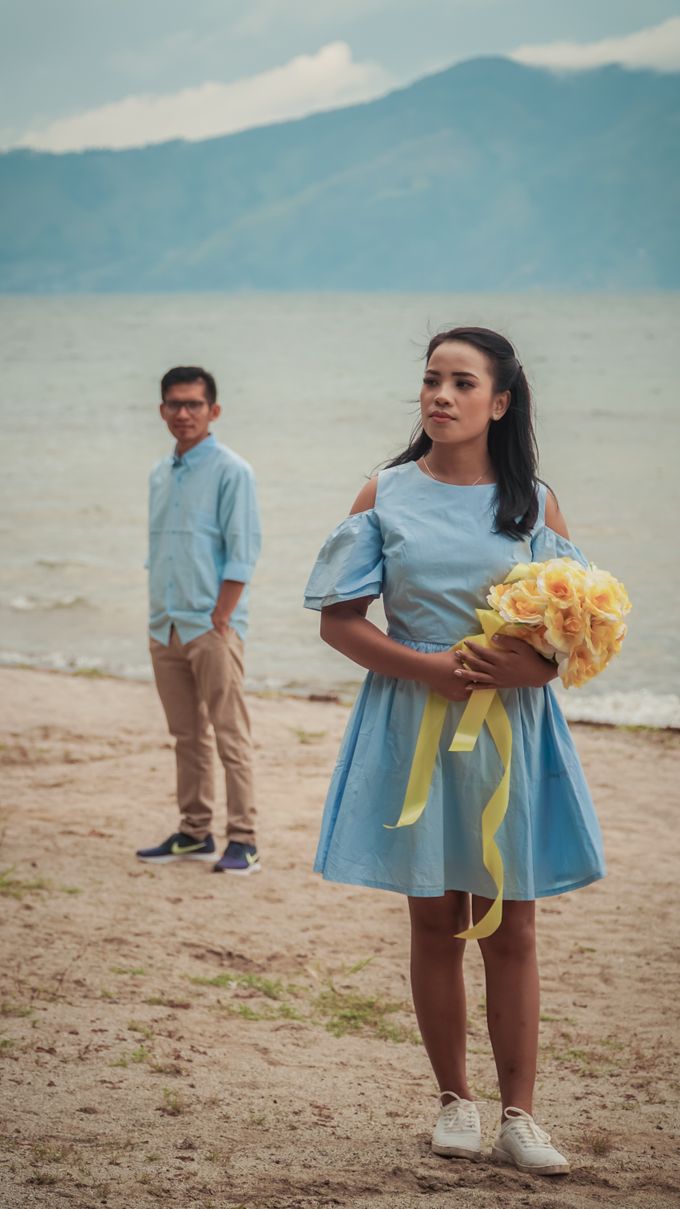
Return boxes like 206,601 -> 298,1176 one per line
386,326 -> 540,539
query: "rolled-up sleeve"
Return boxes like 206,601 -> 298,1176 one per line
218,463 -> 262,583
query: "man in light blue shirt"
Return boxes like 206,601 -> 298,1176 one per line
137,366 -> 262,874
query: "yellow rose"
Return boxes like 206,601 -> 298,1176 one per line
561,642 -> 601,688
593,620 -> 627,662
495,581 -> 548,625
583,567 -> 632,621
583,614 -> 627,663
536,558 -> 585,609
543,600 -> 585,652
487,580 -> 518,612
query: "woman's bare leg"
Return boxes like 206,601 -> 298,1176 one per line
474,897 -> 539,1115
408,891 -> 472,1099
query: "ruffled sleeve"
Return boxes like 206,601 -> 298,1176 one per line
304,510 -> 384,610
530,483 -> 589,569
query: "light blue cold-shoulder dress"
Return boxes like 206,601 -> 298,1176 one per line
304,463 -> 606,900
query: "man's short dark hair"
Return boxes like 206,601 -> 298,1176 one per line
161,366 -> 217,406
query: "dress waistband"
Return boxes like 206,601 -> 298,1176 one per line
388,629 -> 453,652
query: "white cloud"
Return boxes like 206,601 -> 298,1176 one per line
511,17 -> 680,72
14,41 -> 393,153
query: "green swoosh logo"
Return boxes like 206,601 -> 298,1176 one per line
171,840 -> 206,855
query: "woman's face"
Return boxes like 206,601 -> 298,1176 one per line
419,340 -> 508,446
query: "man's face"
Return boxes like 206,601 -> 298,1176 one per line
160,380 -> 220,450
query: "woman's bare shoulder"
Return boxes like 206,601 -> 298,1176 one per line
544,487 -> 571,540
349,477 -> 378,515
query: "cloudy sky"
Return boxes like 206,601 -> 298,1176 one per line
2,0 -> 679,152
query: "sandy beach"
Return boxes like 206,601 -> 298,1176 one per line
1,666 -> 679,1209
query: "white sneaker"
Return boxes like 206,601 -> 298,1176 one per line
431,1092 -> 481,1160
492,1106 -> 570,1175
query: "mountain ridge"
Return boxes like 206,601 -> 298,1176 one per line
1,56 -> 678,291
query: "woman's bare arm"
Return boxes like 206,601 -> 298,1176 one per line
320,480 -> 468,700
544,488 -> 571,539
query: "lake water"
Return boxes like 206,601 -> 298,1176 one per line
1,292 -> 678,727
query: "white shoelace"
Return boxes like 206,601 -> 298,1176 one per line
504,1106 -> 552,1147
440,1092 -> 478,1130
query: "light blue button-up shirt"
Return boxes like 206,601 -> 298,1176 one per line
148,434 -> 261,644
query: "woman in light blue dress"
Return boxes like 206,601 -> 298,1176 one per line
304,327 -> 606,1176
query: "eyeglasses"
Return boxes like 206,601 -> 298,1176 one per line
162,399 -> 210,414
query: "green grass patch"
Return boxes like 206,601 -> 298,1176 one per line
189,964 -> 420,1044
189,968 -> 309,1025
275,1001 -> 303,1020
213,1000 -> 301,1023
314,985 -> 417,1043
189,971 -> 292,1000
0,868 -> 50,898
148,1058 -> 183,1076
112,1043 -> 154,1069
233,1003 -> 268,1021
548,1041 -> 624,1075
144,995 -> 192,1009
342,957 -> 374,976
290,727 -> 327,744
159,1087 -> 187,1116
127,1020 -> 154,1039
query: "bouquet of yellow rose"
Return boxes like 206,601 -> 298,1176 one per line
487,557 -> 630,688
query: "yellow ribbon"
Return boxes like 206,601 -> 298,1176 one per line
386,608 -> 512,941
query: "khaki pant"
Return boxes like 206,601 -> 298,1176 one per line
150,627 -> 256,844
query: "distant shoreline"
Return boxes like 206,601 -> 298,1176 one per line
2,662 -> 677,734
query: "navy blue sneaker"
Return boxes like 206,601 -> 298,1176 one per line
136,832 -> 216,863
213,841 -> 261,876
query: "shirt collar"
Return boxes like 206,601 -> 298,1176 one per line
172,433 -> 216,468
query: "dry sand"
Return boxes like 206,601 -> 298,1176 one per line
1,667 -> 679,1209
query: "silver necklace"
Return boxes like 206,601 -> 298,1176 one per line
422,457 -> 485,486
